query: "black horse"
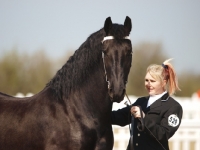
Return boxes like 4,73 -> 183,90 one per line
0,16 -> 132,150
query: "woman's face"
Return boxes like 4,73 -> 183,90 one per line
145,72 -> 166,95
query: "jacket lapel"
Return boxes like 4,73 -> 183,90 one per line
150,92 -> 169,109
140,97 -> 150,113
150,99 -> 162,109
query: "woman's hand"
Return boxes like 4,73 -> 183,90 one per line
130,106 -> 145,118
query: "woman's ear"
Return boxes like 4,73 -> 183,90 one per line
162,80 -> 167,87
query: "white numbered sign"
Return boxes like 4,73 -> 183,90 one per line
168,114 -> 179,127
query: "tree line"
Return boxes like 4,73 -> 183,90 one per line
0,42 -> 199,97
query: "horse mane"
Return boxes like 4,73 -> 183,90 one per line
47,24 -> 128,100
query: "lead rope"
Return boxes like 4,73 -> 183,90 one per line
125,93 -> 167,150
124,93 -> 132,134
144,126 -> 167,150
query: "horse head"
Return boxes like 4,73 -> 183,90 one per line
102,16 -> 132,103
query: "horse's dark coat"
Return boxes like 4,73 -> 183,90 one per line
0,16 -> 132,150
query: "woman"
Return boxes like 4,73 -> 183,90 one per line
111,59 -> 183,150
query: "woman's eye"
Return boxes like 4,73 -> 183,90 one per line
145,79 -> 155,83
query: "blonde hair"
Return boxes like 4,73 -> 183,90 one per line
146,58 -> 181,95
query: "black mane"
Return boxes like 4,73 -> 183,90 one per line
47,24 -> 129,100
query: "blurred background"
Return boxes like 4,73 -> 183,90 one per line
0,1 -> 200,150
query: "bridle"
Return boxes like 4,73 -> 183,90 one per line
101,36 -> 131,43
101,36 -> 131,90
102,52 -> 110,89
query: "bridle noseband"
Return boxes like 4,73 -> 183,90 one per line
101,36 -> 131,90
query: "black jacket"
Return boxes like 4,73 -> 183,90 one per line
111,93 -> 183,150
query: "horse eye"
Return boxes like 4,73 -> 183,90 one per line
125,48 -> 132,54
126,51 -> 132,56
102,50 -> 106,54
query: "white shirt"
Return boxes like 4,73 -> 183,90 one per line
147,91 -> 167,107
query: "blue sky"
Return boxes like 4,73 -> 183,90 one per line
0,0 -> 200,74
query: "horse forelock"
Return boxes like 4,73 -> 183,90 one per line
107,24 -> 130,38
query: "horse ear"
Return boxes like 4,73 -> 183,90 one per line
104,17 -> 113,35
124,16 -> 132,33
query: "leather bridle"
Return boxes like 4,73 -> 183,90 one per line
101,36 -> 131,90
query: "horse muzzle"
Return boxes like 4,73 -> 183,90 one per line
108,87 -> 126,103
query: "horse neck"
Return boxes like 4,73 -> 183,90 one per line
65,56 -> 113,119
75,61 -> 112,106
47,28 -> 113,112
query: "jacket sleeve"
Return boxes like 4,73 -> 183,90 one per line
143,103 -> 183,142
111,106 -> 131,126
111,98 -> 140,126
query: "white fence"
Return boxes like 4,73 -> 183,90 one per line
112,95 -> 200,150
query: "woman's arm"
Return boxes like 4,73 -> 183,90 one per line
111,106 -> 131,126
144,104 -> 183,142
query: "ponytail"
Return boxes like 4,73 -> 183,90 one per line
162,58 -> 181,95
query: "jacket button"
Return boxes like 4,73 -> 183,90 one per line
136,143 -> 138,146
138,133 -> 140,136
